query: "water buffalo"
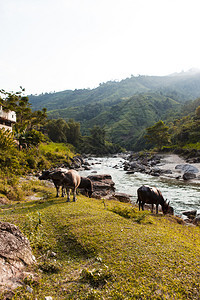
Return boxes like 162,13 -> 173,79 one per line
39,169 -> 81,202
78,177 -> 93,198
137,185 -> 170,214
39,170 -> 66,197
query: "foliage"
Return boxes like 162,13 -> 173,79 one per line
109,205 -> 152,224
145,120 -> 171,150
0,149 -> 25,175
168,103 -> 200,148
38,142 -> 75,167
45,118 -> 80,146
66,118 -> 81,146
29,72 -> 200,113
20,129 -> 48,148
0,128 -> 15,150
29,72 -> 200,150
0,141 -> 76,176
78,127 -> 123,155
90,125 -> 106,147
0,88 -> 47,148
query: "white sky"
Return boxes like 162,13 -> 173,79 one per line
1,0 -> 200,95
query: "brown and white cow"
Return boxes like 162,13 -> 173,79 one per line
39,169 -> 81,202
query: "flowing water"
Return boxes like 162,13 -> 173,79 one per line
79,156 -> 200,216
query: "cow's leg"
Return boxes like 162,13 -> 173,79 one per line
138,199 -> 141,211
55,185 -> 59,197
61,185 -> 65,197
151,204 -> 154,213
66,189 -> 70,202
156,203 -> 159,214
73,188 -> 77,202
141,201 -> 144,211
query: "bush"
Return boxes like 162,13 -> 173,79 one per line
109,205 -> 152,224
0,128 -> 15,150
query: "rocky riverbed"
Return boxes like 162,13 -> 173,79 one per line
123,152 -> 200,182
77,152 -> 200,224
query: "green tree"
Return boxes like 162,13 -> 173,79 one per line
46,119 -> 69,143
195,105 -> 200,119
0,88 -> 47,147
66,119 -> 80,146
0,128 -> 15,150
90,125 -> 106,147
144,120 -> 170,150
46,118 -> 80,146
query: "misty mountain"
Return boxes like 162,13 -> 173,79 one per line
29,70 -> 200,110
29,70 -> 200,150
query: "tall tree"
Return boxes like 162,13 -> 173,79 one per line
66,119 -> 80,146
90,125 -> 106,147
46,119 -> 69,143
0,88 -> 47,147
144,120 -> 170,149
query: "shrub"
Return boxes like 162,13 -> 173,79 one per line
0,128 -> 15,150
109,205 -> 151,224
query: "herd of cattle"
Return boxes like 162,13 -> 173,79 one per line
39,169 -> 173,215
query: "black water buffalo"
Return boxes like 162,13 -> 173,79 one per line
39,169 -> 81,202
78,177 -> 93,198
137,185 -> 171,214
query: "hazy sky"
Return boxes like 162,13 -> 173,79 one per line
1,0 -> 200,94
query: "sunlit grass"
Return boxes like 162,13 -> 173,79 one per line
0,181 -> 199,299
39,142 -> 75,158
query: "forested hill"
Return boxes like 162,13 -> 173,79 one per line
29,70 -> 200,150
29,69 -> 200,111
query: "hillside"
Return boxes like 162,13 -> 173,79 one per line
0,180 -> 199,299
29,70 -> 200,150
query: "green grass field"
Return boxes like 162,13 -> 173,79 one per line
0,179 -> 199,299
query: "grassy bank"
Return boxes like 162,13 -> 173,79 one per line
0,179 -> 199,299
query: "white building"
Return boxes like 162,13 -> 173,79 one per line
0,106 -> 16,132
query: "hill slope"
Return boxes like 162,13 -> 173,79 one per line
29,70 -> 200,111
1,183 -> 200,299
29,70 -> 200,150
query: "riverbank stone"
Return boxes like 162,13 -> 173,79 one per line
183,172 -> 197,180
0,221 -> 35,292
182,210 -> 197,219
175,164 -> 199,173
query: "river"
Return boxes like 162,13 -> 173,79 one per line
79,155 -> 200,216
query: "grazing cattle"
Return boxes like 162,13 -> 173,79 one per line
39,169 -> 81,202
137,185 -> 170,214
79,177 -> 93,198
39,170 -> 66,197
62,169 -> 81,202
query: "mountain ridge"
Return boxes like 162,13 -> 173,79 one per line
29,71 -> 200,150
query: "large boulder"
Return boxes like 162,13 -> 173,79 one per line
114,192 -> 131,203
175,164 -> 199,173
87,174 -> 115,199
0,222 -> 34,292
